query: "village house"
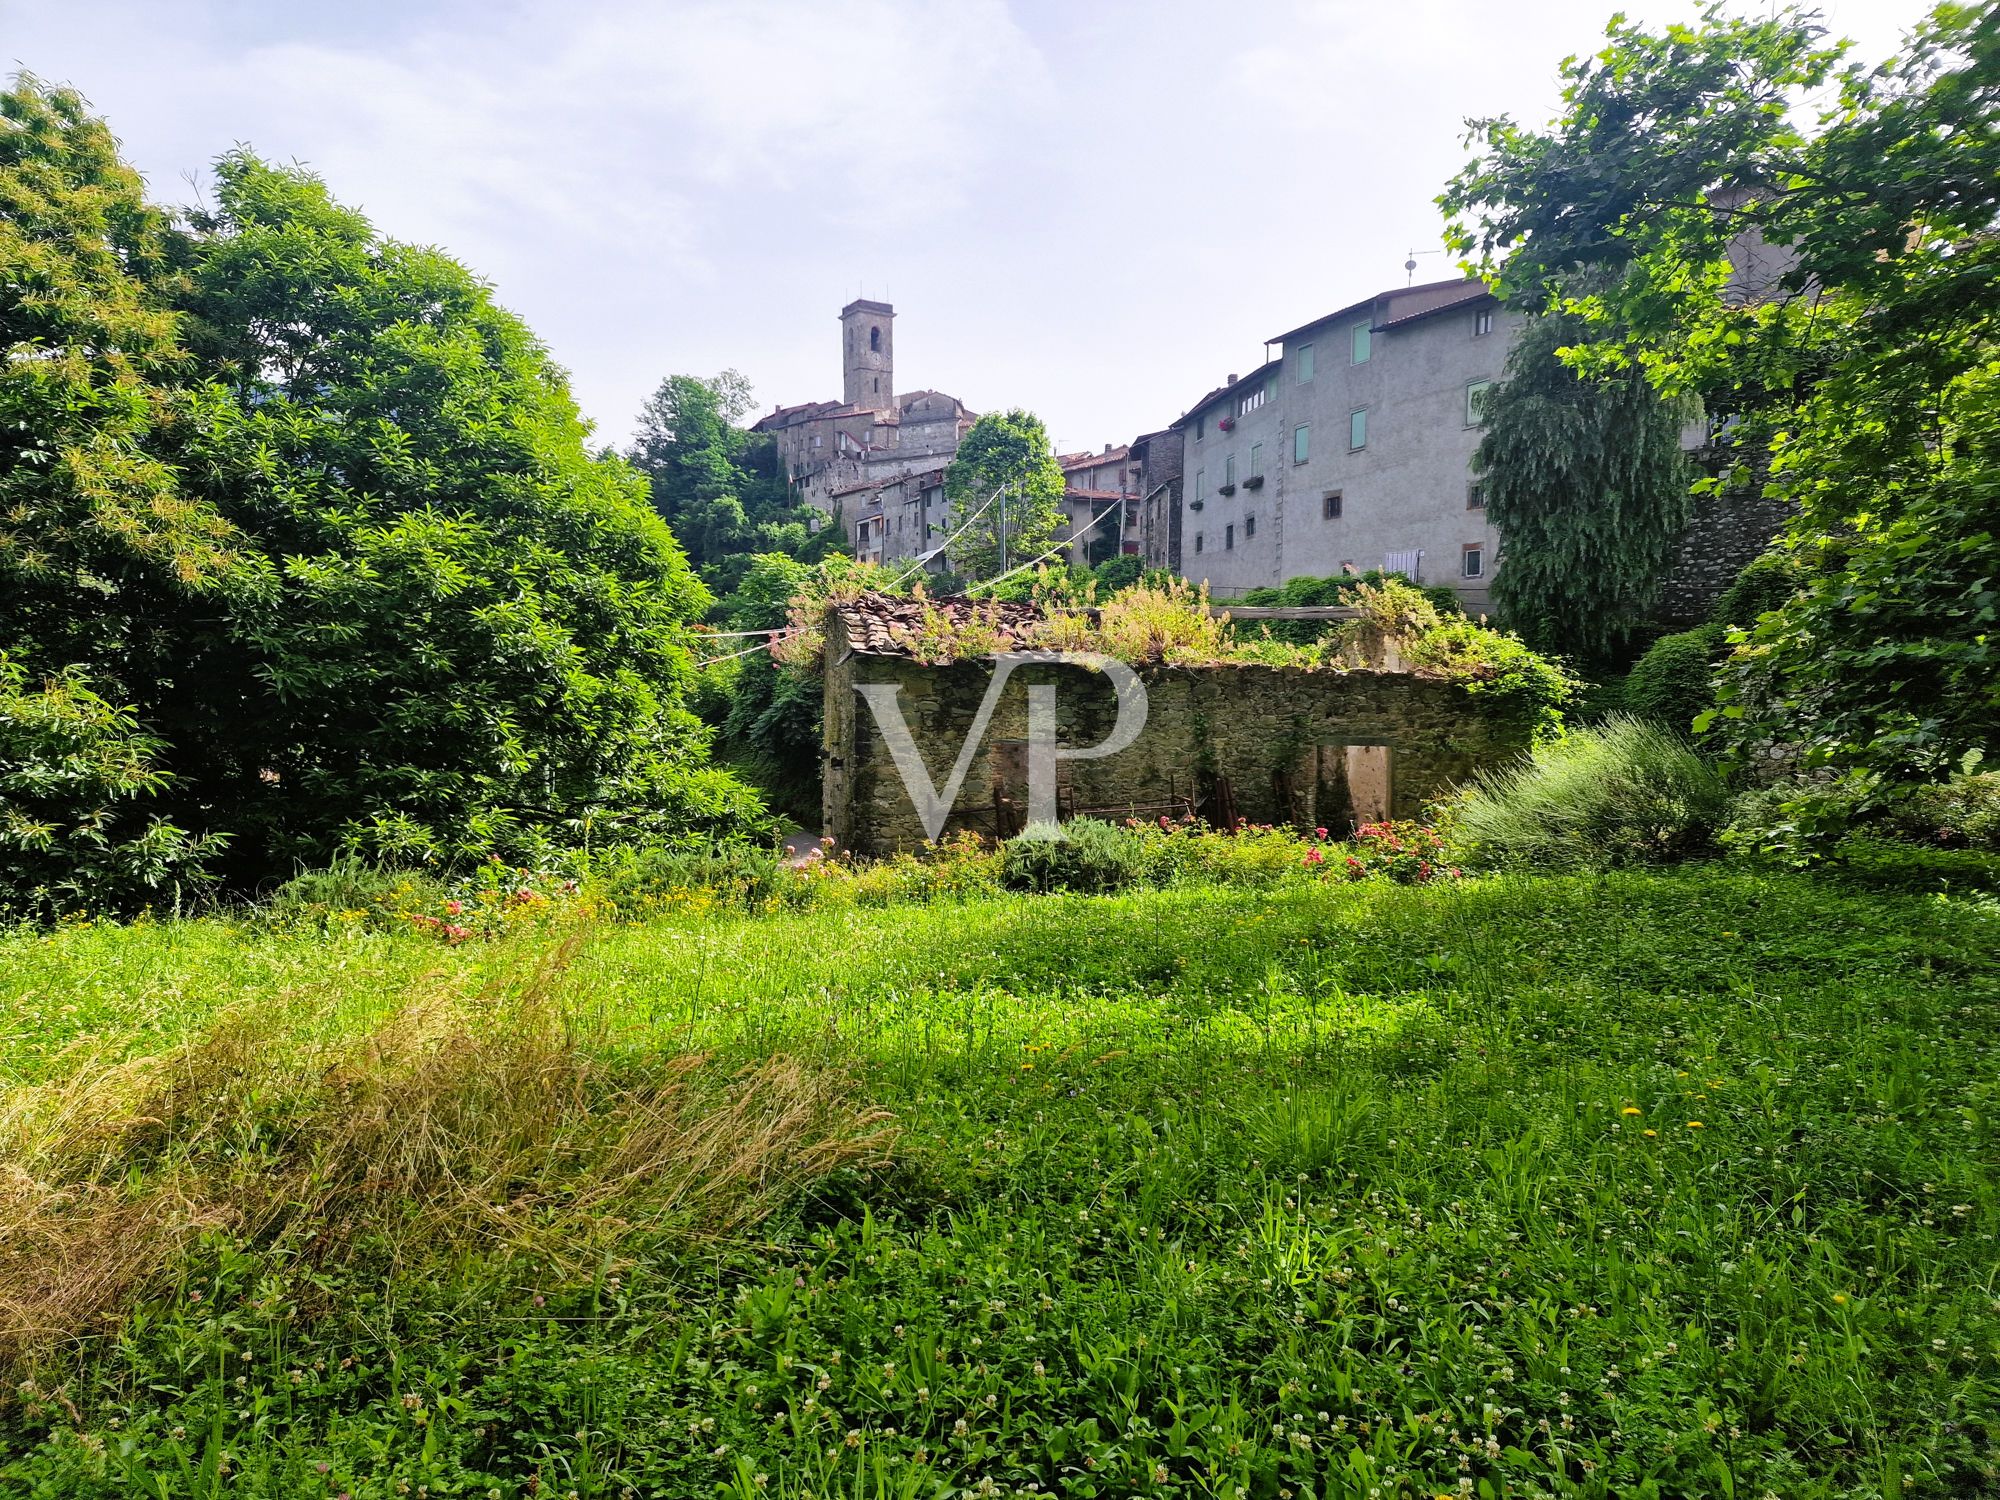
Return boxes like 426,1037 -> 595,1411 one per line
1056,444 -> 1144,567
1163,277 -> 1515,611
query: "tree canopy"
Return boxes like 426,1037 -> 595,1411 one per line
943,409 -> 1066,581
1475,306 -> 1696,659
1441,1 -> 2000,778
0,76 -> 766,903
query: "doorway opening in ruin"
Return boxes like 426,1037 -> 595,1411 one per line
1296,742 -> 1394,831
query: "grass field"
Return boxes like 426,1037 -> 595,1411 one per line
1,869 -> 1995,1498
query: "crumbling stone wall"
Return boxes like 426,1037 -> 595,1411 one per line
823,616 -> 1536,853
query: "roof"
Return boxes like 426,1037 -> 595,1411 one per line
831,594 -> 1046,658
750,399 -> 847,432
1169,360 -> 1281,431
842,298 -> 895,317
1065,487 -> 1130,501
1061,445 -> 1131,470
1266,276 -> 1491,346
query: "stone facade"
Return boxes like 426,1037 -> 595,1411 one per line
1654,490 -> 1793,626
1057,444 -> 1142,566
822,603 -> 1535,855
751,300 -> 977,553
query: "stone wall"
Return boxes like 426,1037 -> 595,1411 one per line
1654,491 -> 1792,626
823,617 -> 1536,854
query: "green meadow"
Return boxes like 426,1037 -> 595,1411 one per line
2,870 -> 1995,1498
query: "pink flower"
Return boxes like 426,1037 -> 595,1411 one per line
1314,827 -> 1328,841
444,899 -> 463,915
1304,848 -> 1324,865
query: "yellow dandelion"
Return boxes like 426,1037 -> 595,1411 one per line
1621,1106 -> 1642,1116
1832,1293 -> 1850,1305
1642,1129 -> 1657,1138
1686,1120 -> 1705,1130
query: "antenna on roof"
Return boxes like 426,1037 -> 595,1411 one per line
1404,247 -> 1445,286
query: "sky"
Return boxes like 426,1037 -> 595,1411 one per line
8,0 -> 1937,455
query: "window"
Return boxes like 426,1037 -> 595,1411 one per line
1195,413 -> 1205,441
1194,532 -> 1204,554
1349,408 -> 1367,450
1237,386 -> 1266,416
1195,468 -> 1205,500
1224,523 -> 1235,551
1466,380 -> 1493,426
1249,442 -> 1263,478
1296,343 -> 1315,383
1352,323 -> 1372,363
1467,481 -> 1486,510
869,326 -> 881,352
1322,491 -> 1343,519
1462,543 -> 1485,579
1473,308 -> 1494,337
1293,424 -> 1310,464
1244,514 -> 1256,539
1223,455 -> 1235,487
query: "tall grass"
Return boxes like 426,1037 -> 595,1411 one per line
0,936 -> 892,1369
1446,714 -> 1732,869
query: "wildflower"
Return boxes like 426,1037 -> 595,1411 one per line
1643,1129 -> 1657,1138
1315,827 -> 1329,840
1833,1293 -> 1849,1305
1687,1121 -> 1705,1130
1621,1106 -> 1642,1116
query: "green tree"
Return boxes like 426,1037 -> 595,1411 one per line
625,372 -> 829,594
0,76 -> 247,690
944,409 -> 1065,581
1477,307 -> 1696,658
1441,1 -> 2000,779
2,69 -> 768,898
164,152 -> 767,872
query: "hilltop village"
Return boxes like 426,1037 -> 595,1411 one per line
749,282 -> 1779,622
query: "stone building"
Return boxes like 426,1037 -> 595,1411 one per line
1167,278 -> 1515,611
751,300 -> 977,558
821,594 -> 1537,855
1155,269 -> 1795,625
1056,444 -> 1143,566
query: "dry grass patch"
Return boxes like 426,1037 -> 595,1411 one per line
0,935 -> 895,1369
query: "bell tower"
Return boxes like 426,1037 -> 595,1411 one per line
840,299 -> 895,411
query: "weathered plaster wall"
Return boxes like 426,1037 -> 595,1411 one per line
824,620 -> 1535,854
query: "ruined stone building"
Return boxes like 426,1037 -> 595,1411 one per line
822,594 -> 1538,856
751,300 -> 976,570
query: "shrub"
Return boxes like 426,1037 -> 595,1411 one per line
595,839 -> 785,914
1313,821 -> 1460,884
1626,624 -> 1724,732
1883,774 -> 2000,851
0,658 -> 226,923
1446,716 -> 1732,870
999,818 -> 1144,894
1713,550 -> 1806,628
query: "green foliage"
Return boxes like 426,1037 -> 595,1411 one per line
1446,715 -> 1733,869
0,76 -> 769,905
624,372 -> 829,594
1443,2 -> 2000,780
1475,307 -> 1697,657
999,817 -> 1144,894
944,409 -> 1066,579
1626,623 -> 1724,732
1712,549 -> 1805,628
1235,568 -> 1463,646
0,75 -> 247,685
0,655 -> 225,921
3,869 -> 1996,1494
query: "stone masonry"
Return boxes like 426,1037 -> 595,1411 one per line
822,599 -> 1535,855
